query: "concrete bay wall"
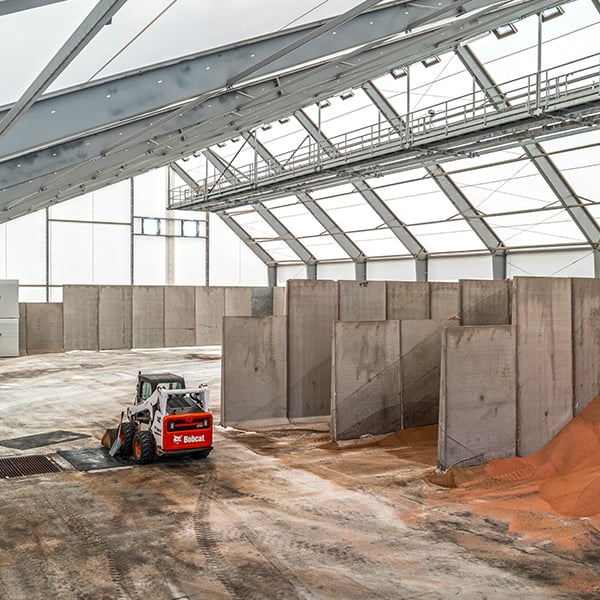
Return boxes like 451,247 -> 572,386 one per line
63,286 -> 99,351
460,279 -> 511,326
386,282 -> 429,320
132,286 -> 166,348
332,321 -> 402,441
287,280 -> 338,420
430,282 -> 459,320
439,326 -> 517,470
164,286 -> 196,347
99,286 -> 133,350
22,303 -> 64,355
514,277 -> 573,456
221,316 -> 287,428
339,280 -> 386,321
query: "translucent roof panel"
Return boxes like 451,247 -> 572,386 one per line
347,229 -> 409,257
302,88 -> 382,141
299,235 -> 349,260
374,176 -> 460,225
315,193 -> 386,232
269,203 -> 328,237
407,221 -> 487,252
453,160 -> 559,214
258,240 -> 301,262
486,209 -> 587,247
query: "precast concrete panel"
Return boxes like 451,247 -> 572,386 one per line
332,321 -> 402,441
339,280 -> 386,321
132,286 -> 165,348
401,320 -> 456,428
221,316 -> 288,428
439,326 -> 517,470
25,303 -> 63,354
18,304 -> 27,356
572,278 -> 600,415
63,286 -> 99,351
225,286 -> 253,316
165,286 -> 196,347
195,287 -> 225,345
252,287 -> 274,316
98,286 -> 132,350
460,279 -> 511,326
287,280 -> 339,419
514,277 -> 573,455
386,282 -> 430,320
430,282 -> 460,320
273,287 -> 287,316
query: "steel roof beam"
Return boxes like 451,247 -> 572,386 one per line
0,0 -> 68,15
0,0 -> 128,142
201,149 -> 317,264
362,81 -> 404,132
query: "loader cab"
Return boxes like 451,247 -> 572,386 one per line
135,372 -> 186,404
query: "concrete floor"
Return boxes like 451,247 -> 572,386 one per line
0,349 -> 598,599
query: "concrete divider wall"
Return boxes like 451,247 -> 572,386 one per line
287,280 -> 339,419
221,316 -> 287,428
459,279 -> 511,326
339,280 -> 386,321
19,304 -> 27,356
225,287 -> 253,316
430,282 -> 460,320
99,286 -> 132,350
252,287 -> 274,316
132,286 -> 165,348
24,303 -> 64,354
273,287 -> 287,316
439,326 -> 517,470
63,286 -> 99,351
332,321 -> 402,441
514,277 -> 573,456
571,278 -> 600,415
401,320 -> 457,429
195,287 -> 225,345
386,282 -> 429,320
165,286 -> 196,347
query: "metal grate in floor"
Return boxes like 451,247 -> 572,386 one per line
0,455 -> 62,478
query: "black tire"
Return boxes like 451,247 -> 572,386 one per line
132,430 -> 155,464
118,421 -> 136,456
195,449 -> 211,459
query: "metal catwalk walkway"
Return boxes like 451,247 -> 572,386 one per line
169,52 -> 600,211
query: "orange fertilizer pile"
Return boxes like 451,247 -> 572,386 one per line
486,393 -> 600,519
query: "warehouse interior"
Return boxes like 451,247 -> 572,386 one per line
1,0 -> 600,598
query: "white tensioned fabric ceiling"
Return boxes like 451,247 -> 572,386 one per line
1,0 -> 600,280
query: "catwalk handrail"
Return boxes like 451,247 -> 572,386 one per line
169,52 -> 600,208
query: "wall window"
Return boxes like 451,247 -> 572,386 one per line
142,217 -> 161,235
182,219 -> 200,237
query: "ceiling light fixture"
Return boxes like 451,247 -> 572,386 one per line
217,142 -> 227,148
318,99 -> 331,109
339,90 -> 355,100
278,117 -> 290,124
421,56 -> 441,67
261,123 -> 273,131
493,23 -> 517,39
541,5 -> 564,21
390,66 -> 408,79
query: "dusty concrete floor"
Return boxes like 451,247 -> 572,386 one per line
0,348 -> 599,600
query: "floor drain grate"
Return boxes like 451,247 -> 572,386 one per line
0,455 -> 62,478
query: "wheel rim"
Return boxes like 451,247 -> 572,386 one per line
134,437 -> 141,458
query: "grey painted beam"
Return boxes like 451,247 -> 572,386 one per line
0,0 -> 67,15
425,164 -> 505,252
455,45 -> 508,110
362,81 -> 404,131
0,0 -> 128,142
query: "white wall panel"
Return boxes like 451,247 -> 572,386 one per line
49,221 -> 92,284
0,223 -> 6,277
93,225 -> 131,284
507,251 -> 593,278
277,265 -> 307,284
428,256 -> 492,281
49,193 -> 93,221
6,213 -> 46,284
317,262 -> 355,280
367,259 -> 416,281
134,236 -> 166,285
92,181 -> 131,223
209,214 -> 267,285
173,237 -> 206,285
19,287 -> 49,302
134,168 -> 168,216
